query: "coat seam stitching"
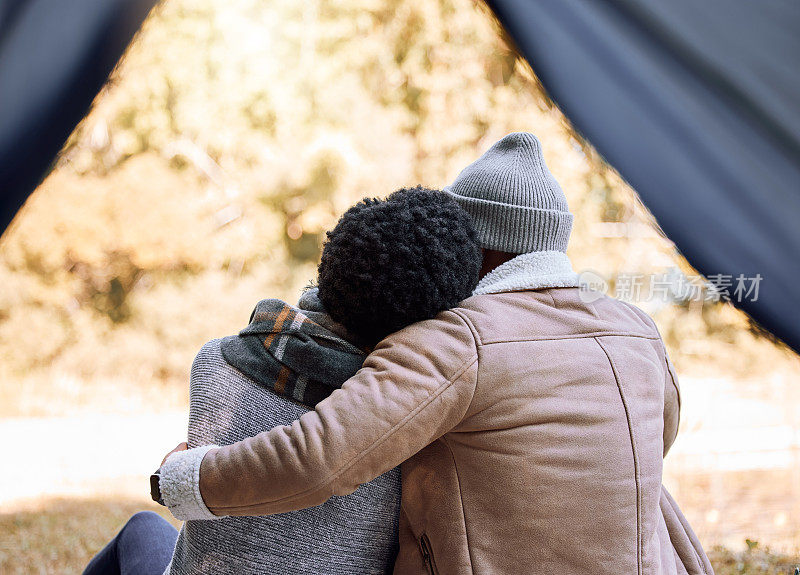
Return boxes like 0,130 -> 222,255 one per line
442,435 -> 476,574
210,353 -> 479,511
596,336 -> 643,575
451,309 -> 483,346
450,309 -> 482,420
479,332 -> 660,344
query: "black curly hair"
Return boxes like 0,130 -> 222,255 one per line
317,186 -> 481,346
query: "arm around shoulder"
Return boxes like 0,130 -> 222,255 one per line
194,309 -> 478,517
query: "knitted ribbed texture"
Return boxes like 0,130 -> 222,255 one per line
165,339 -> 401,575
445,132 -> 573,253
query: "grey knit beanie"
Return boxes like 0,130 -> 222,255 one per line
444,132 -> 573,253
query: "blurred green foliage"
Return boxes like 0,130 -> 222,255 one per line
0,0 -> 797,410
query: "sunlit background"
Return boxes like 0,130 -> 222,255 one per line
1,0 -> 799,572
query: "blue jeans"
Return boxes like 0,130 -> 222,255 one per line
83,511 -> 178,575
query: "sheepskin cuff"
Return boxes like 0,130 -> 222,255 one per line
159,444 -> 222,521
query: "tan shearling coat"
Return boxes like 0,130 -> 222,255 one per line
189,282 -> 711,575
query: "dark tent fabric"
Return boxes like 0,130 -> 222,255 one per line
487,0 -> 800,353
0,0 -> 157,233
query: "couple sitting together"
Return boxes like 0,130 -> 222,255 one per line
85,133 -> 713,575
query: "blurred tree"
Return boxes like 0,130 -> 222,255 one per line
0,0 -> 796,390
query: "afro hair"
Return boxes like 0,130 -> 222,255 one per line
317,186 -> 481,346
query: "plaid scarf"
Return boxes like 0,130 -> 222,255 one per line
220,297 -> 366,408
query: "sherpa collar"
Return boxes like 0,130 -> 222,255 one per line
473,250 -> 580,295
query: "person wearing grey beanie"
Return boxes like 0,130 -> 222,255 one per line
446,132 -> 582,293
153,133 -> 710,575
445,132 -> 573,255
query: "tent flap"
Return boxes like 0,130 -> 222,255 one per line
0,0 -> 157,233
488,0 -> 800,353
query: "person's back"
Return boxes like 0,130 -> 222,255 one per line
166,311 -> 401,574
157,134 -> 711,575
393,284 -> 697,574
163,187 -> 482,575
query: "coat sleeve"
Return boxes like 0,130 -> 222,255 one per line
640,309 -> 681,458
662,346 -> 681,457
163,309 -> 479,519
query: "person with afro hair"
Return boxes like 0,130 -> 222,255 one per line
317,186 -> 482,346
158,133 -> 707,575
89,187 -> 479,575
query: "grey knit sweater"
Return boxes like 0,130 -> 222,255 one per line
165,338 -> 401,574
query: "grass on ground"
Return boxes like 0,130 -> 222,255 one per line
1,496 -> 798,574
0,497 -> 178,575
709,543 -> 800,575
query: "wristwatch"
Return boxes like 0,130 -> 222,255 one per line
150,469 -> 165,506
